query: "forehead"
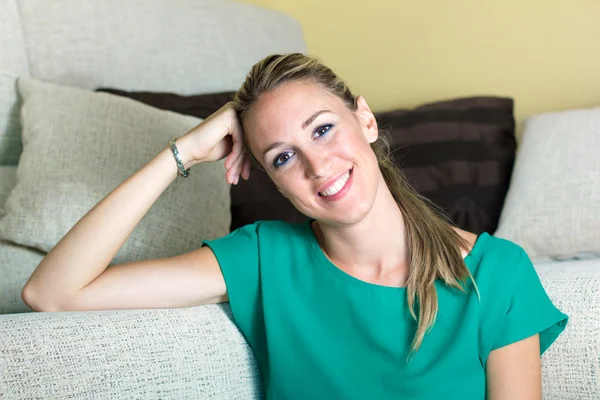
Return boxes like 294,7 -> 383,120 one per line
244,80 -> 346,147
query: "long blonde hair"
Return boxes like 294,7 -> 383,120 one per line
233,53 -> 478,356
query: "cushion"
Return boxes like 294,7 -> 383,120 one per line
376,96 -> 516,234
0,72 -> 22,166
494,106 -> 600,260
0,78 -> 230,265
0,165 -> 17,219
0,239 -> 45,314
96,88 -> 236,120
533,258 -> 600,397
0,305 -> 262,398
100,92 -> 516,234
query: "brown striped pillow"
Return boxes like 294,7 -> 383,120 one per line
377,97 -> 516,234
96,88 -> 236,120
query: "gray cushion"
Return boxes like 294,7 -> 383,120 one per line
0,78 -> 230,264
0,165 -> 17,218
0,239 -> 45,314
0,72 -> 22,166
495,106 -> 600,260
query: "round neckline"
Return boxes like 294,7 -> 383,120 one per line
305,219 -> 488,293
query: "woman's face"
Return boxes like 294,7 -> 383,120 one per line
244,80 -> 381,226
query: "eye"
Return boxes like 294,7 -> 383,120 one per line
273,151 -> 295,168
314,123 -> 334,138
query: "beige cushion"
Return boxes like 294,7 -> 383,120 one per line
494,107 -> 600,260
0,78 -> 230,265
0,165 -> 17,219
0,305 -> 262,398
534,258 -> 600,398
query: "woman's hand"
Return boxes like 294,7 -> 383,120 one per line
176,102 -> 252,185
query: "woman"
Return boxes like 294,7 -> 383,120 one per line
22,53 -> 567,399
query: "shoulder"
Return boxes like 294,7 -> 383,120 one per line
453,227 -> 525,262
478,234 -> 528,265
468,233 -> 535,298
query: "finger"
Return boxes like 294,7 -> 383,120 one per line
224,151 -> 244,184
227,117 -> 245,168
225,146 -> 245,176
224,145 -> 241,170
228,151 -> 246,184
241,155 -> 252,180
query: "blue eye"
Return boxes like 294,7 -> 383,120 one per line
273,151 -> 294,168
314,124 -> 333,138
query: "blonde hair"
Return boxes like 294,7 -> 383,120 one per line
233,53 -> 478,356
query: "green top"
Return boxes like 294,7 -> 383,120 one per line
203,220 -> 568,399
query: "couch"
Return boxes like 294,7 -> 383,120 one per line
0,0 -> 598,399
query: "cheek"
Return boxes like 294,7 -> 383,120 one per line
336,129 -> 373,163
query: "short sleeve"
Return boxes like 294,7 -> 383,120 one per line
490,249 -> 569,355
202,222 -> 262,343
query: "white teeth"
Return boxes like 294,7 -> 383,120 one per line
320,171 -> 350,197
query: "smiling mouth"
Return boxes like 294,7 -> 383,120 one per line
318,168 -> 353,197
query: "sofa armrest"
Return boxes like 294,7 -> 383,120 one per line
535,258 -> 600,399
0,304 -> 263,399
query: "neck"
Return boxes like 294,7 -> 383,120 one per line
312,173 -> 409,285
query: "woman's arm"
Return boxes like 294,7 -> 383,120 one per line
22,103 -> 250,312
486,334 -> 542,400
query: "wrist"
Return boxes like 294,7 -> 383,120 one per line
172,135 -> 196,169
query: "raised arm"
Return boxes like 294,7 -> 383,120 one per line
22,103 -> 251,312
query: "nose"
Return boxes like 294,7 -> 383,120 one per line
303,150 -> 332,179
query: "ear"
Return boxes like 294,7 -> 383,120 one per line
355,95 -> 378,144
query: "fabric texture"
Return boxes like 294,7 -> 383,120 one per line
203,220 -> 567,399
8,0 -> 305,93
494,106 -> 600,260
0,0 -> 30,166
0,0 -> 30,76
0,72 -> 22,165
0,78 -> 230,264
0,304 -> 263,399
0,165 -> 17,218
532,257 -> 600,398
0,239 -> 45,314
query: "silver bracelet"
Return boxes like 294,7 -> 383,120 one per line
169,138 -> 190,178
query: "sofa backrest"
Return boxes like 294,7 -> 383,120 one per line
0,0 -> 306,91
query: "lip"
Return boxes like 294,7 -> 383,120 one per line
317,167 -> 354,201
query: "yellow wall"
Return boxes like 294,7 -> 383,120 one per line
241,0 -> 600,136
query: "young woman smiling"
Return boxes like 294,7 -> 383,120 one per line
23,53 -> 568,400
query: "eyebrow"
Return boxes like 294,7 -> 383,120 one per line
261,110 -> 333,162
262,141 -> 286,161
302,109 -> 332,129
